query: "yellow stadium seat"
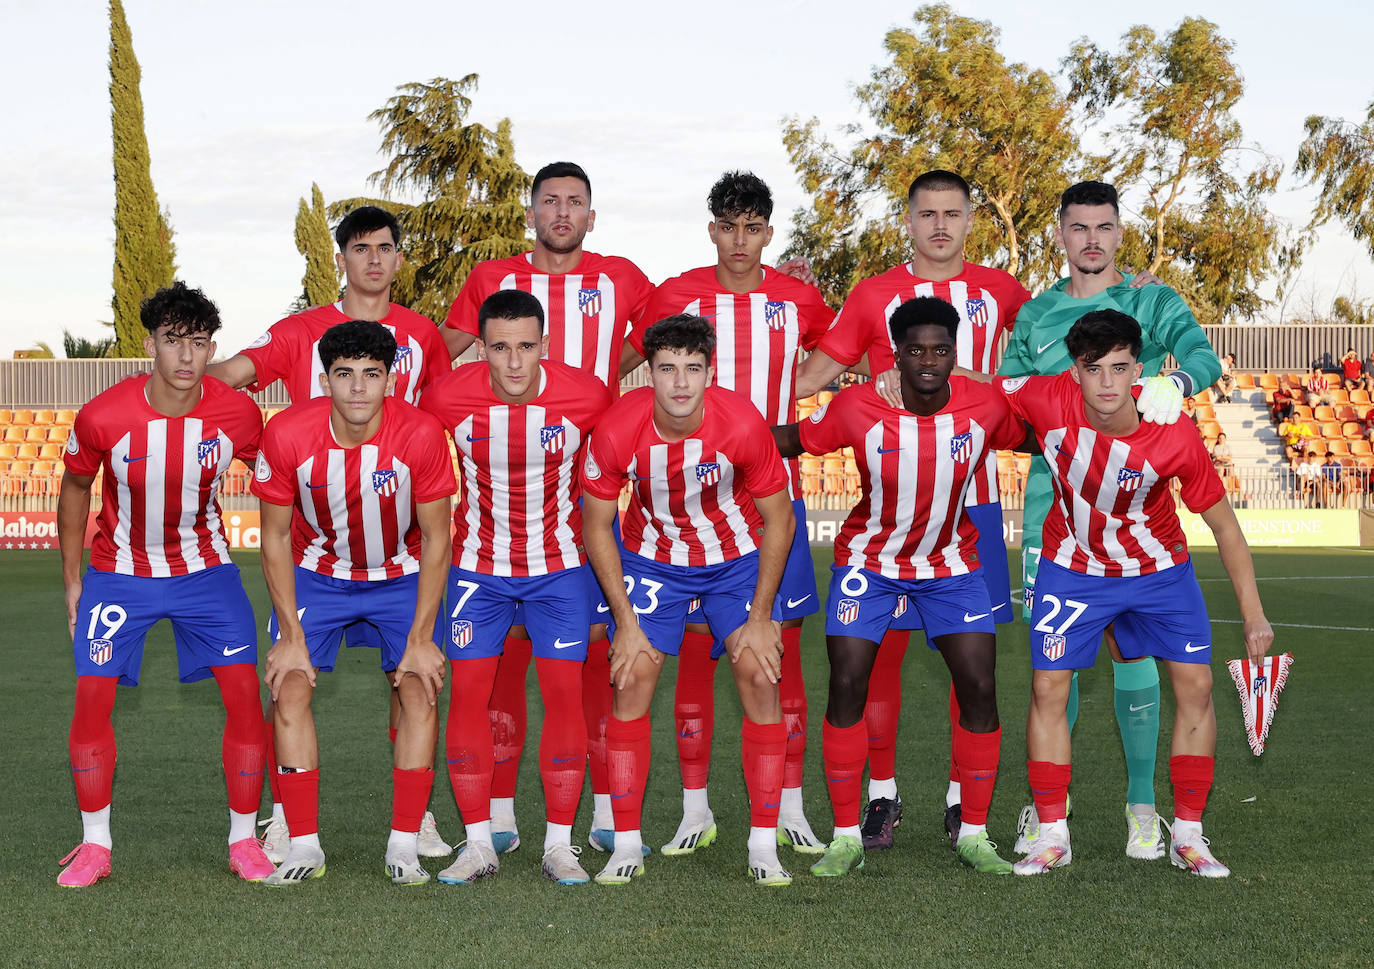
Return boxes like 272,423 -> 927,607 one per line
24,427 -> 46,443
12,409 -> 34,425
32,409 -> 54,426
54,409 -> 76,426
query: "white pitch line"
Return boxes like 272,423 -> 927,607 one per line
1196,575 -> 1373,582
1211,619 -> 1374,632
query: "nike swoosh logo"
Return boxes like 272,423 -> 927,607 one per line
239,768 -> 263,777
551,755 -> 581,764
595,603 -> 610,614
991,602 -> 1008,610
1183,643 -> 1209,653
553,638 -> 582,649
787,731 -> 804,740
71,766 -> 97,773
466,434 -> 492,442
1129,702 -> 1156,712
122,454 -> 149,463
679,728 -> 701,738
877,446 -> 901,453
222,644 -> 253,657
764,802 -> 780,810
494,757 -> 513,765
1036,340 -> 1057,354
786,595 -> 812,608
447,755 -> 471,765
963,612 -> 990,623
610,791 -> 633,800
306,482 -> 327,489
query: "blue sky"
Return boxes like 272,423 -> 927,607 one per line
2,0 -> 1370,358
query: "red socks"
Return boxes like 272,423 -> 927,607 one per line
947,682 -> 961,786
607,714 -> 652,832
1170,754 -> 1214,822
673,629 -> 716,791
446,657 -> 500,824
742,718 -> 786,827
951,723 -> 1000,826
864,629 -> 909,782
1027,760 -> 1072,823
583,636 -> 613,795
821,718 -> 868,828
278,768 -> 320,837
489,636 -> 531,799
392,767 -> 434,833
68,676 -> 118,812
535,657 -> 586,825
212,665 -> 267,815
779,625 -> 807,789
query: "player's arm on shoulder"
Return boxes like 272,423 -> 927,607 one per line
619,340 -> 646,378
775,256 -> 817,287
1198,498 -> 1273,663
258,500 -> 313,697
206,353 -> 258,390
772,423 -> 803,459
57,470 -> 96,639
397,497 -> 452,706
443,325 -> 477,361
1155,288 -> 1221,395
795,348 -> 852,399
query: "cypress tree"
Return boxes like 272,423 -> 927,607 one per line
295,183 -> 339,308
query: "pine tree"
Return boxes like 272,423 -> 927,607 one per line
295,183 -> 340,307
109,0 -> 175,356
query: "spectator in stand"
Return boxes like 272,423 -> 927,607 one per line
1306,366 -> 1334,408
1340,349 -> 1363,391
1182,397 -> 1198,425
1320,454 -> 1344,508
1213,353 -> 1236,403
1279,415 -> 1316,460
1210,432 -> 1234,474
1364,351 -> 1374,389
1296,452 -> 1323,506
1270,380 -> 1295,422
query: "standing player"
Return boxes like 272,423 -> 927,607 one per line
996,310 -> 1272,877
419,290 -> 612,886
56,282 -> 271,886
441,162 -> 654,854
998,181 -> 1221,860
209,205 -> 454,862
775,297 -> 1028,877
581,315 -> 797,886
252,322 -> 455,886
627,171 -> 832,855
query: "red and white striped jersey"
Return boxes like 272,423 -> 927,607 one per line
443,252 -> 654,393
418,360 -> 611,576
581,385 -> 788,567
998,372 -> 1226,577
251,397 -> 456,581
240,302 -> 449,405
66,376 -> 262,577
634,266 -> 834,495
819,261 -> 1031,505
799,380 -> 1025,579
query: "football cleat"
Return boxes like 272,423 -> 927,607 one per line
594,847 -> 646,885
809,835 -> 865,877
417,811 -> 453,858
228,837 -> 275,882
660,812 -> 717,856
262,843 -> 327,886
490,822 -> 520,855
437,841 -> 499,885
776,814 -> 826,855
589,828 -> 650,856
954,831 -> 1013,875
385,844 -> 430,886
1125,805 -> 1166,860
859,797 -> 902,850
943,804 -> 962,846
1013,804 -> 1040,855
258,815 -> 290,865
541,844 -> 590,886
1169,828 -> 1230,878
1012,832 -> 1071,876
57,843 -> 112,888
748,854 -> 793,887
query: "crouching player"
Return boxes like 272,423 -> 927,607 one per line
253,321 -> 456,885
419,290 -> 611,886
999,309 -> 1273,877
57,282 -> 271,885
581,314 -> 797,886
775,296 -> 1028,877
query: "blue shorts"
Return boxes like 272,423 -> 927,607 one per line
73,565 -> 257,686
1029,558 -> 1212,671
685,499 -> 817,627
268,567 -> 443,673
446,565 -> 591,661
611,551 -> 780,658
824,565 -> 995,644
888,501 -> 1012,629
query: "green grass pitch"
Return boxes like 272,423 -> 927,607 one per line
1,547 -> 1369,969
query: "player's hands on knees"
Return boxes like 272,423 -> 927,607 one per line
775,256 -> 817,287
1242,615 -> 1275,664
608,624 -> 661,691
396,634 -> 446,706
730,618 -> 783,683
265,629 -> 315,700
65,580 -> 82,640
874,368 -> 903,408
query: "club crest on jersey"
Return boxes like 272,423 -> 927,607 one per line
836,598 -> 860,626
764,300 -> 788,331
891,594 -> 908,619
392,345 -> 413,375
695,462 -> 722,486
89,638 -> 113,667
451,620 -> 473,649
1042,633 -> 1066,662
372,469 -> 398,497
196,437 -> 222,470
541,424 -> 566,454
688,597 -> 701,613
578,288 -> 602,317
1117,467 -> 1144,493
966,297 -> 988,327
950,432 -> 973,464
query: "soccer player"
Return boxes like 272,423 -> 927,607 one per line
775,296 -> 1029,877
441,161 -> 655,855
996,309 -> 1272,877
209,205 -> 454,862
419,290 -> 611,886
252,321 -> 456,886
627,171 -> 833,855
997,181 -> 1221,861
56,282 -> 271,886
581,315 -> 797,886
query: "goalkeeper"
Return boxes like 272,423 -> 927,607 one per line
996,180 -> 1221,862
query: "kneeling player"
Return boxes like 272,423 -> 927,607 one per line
57,282 -> 271,886
775,296 -> 1028,877
420,290 -> 612,886
997,309 -> 1272,877
581,315 -> 797,886
253,322 -> 456,886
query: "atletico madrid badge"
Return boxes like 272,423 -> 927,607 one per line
1226,652 -> 1293,756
